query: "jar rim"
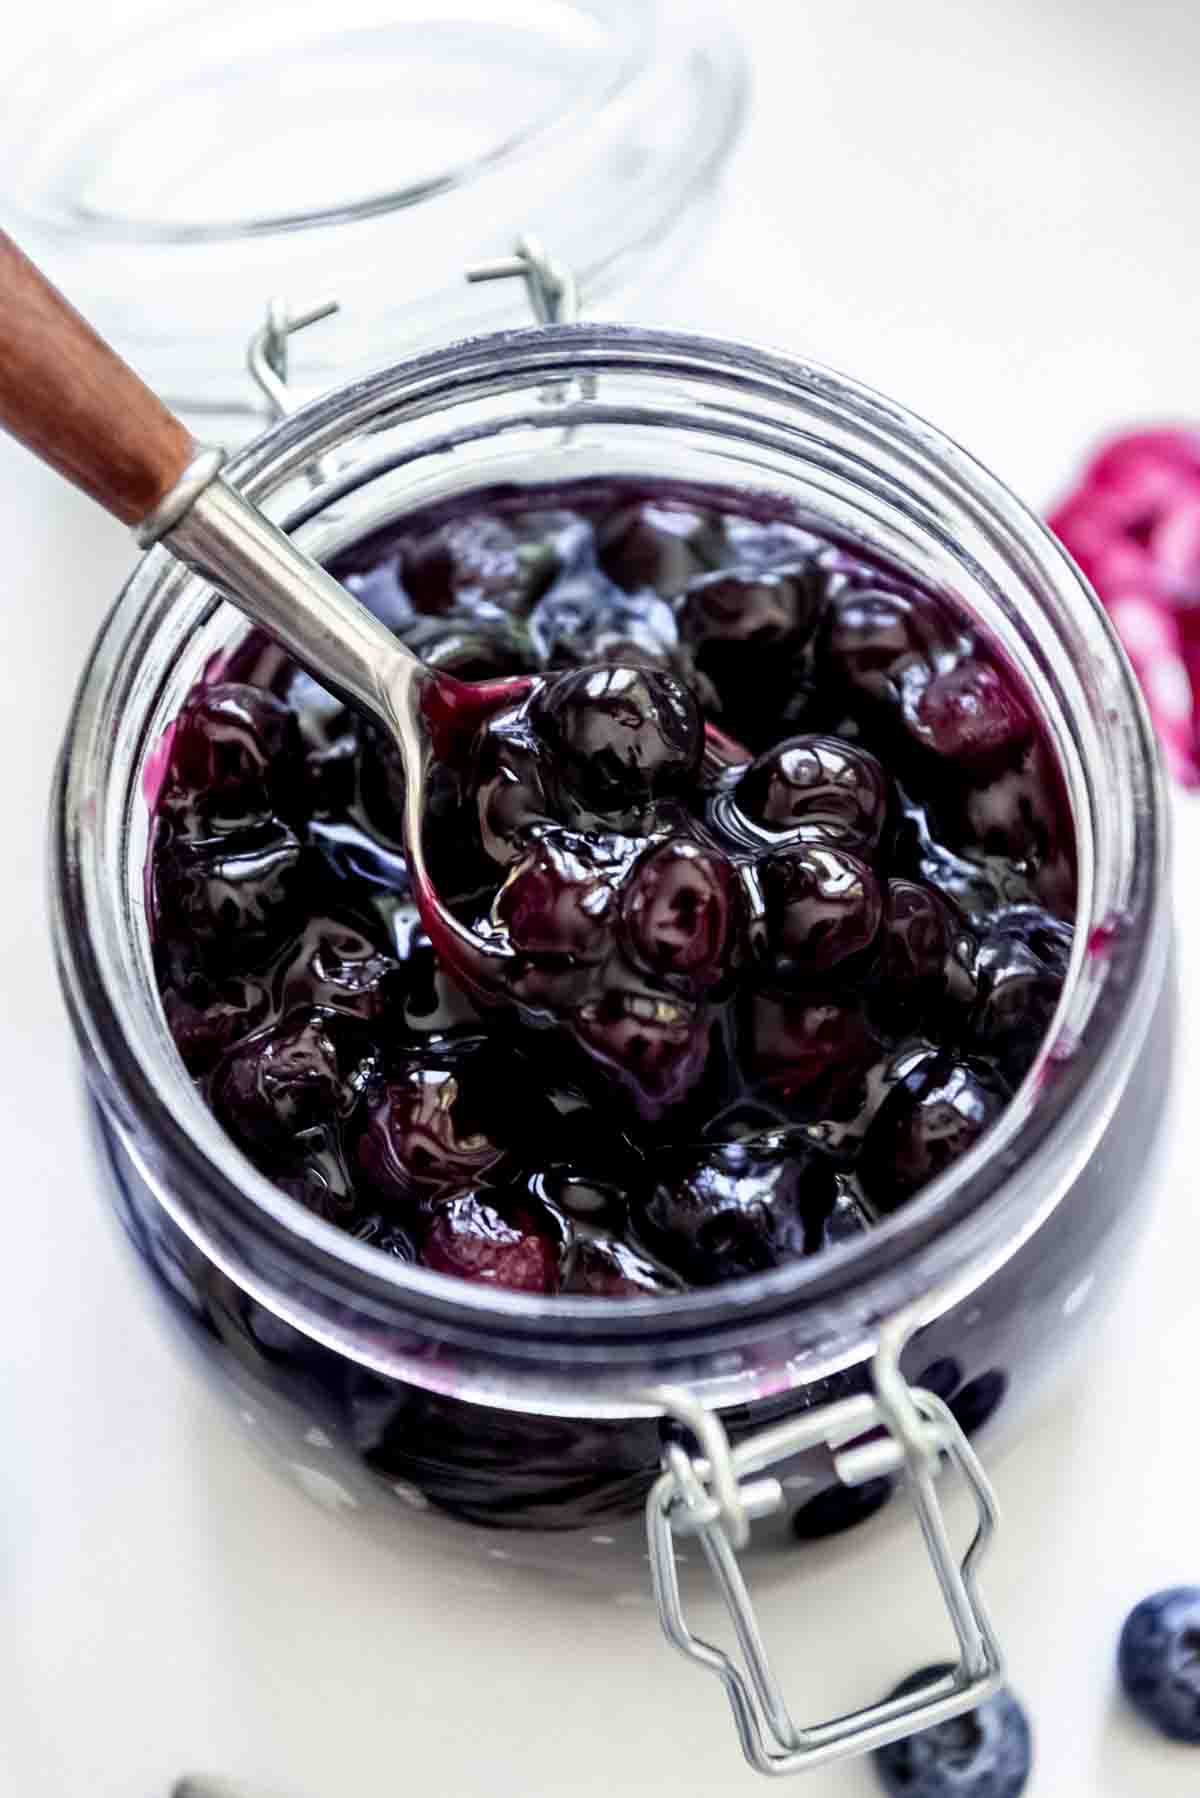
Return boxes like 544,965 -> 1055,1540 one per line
52,322 -> 1170,1384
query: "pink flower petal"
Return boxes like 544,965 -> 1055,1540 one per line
1089,428 -> 1200,486
1052,426 -> 1200,785
1151,498 -> 1200,589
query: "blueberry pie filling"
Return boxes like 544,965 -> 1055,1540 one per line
148,480 -> 1076,1297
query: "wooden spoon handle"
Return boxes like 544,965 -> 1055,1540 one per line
0,228 -> 196,526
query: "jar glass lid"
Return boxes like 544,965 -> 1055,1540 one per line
0,0 -> 746,422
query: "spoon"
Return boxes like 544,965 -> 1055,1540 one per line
0,231 -> 743,1001
0,228 -> 543,994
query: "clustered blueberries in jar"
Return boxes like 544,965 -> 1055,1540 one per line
148,480 -> 1076,1298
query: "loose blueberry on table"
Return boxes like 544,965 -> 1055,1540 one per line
1118,1586 -> 1200,1743
872,1665 -> 1032,1797
149,480 -> 1076,1297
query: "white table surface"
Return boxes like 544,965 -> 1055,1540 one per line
4,1 -> 1200,1793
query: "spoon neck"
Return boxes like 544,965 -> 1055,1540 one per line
421,671 -> 538,762
163,475 -> 419,728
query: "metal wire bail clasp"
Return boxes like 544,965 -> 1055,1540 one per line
466,236 -> 589,414
245,297 -> 341,489
643,1324 -> 1003,1777
465,233 -> 580,325
247,297 -> 340,421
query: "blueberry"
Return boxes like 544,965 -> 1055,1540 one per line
393,940 -> 489,1051
531,665 -> 702,820
163,683 -> 300,828
679,568 -> 803,648
758,846 -> 883,984
490,835 -> 619,963
792,1476 -> 894,1540
473,709 -> 556,865
816,1181 -> 874,1251
275,1138 -> 358,1225
305,800 -> 413,895
1118,1587 -> 1200,1742
733,734 -> 889,853
676,568 -> 823,742
956,743 -> 1074,904
596,501 -> 718,595
343,558 -> 415,633
399,609 -> 536,680
896,1350 -> 1006,1425
399,513 -> 558,617
161,967 -> 272,1074
870,879 -> 975,1031
515,507 -> 594,574
621,839 -> 738,993
575,976 -> 709,1119
879,879 -> 953,983
152,818 -> 303,959
213,1010 -> 365,1153
565,1236 -> 683,1296
700,1096 -> 795,1143
970,905 -> 1073,1083
872,1666 -> 1032,1796
217,630 -> 297,694
949,1369 -> 1008,1438
718,513 -> 824,573
288,672 -> 361,817
532,1166 -> 631,1232
354,1062 -> 506,1207
422,1188 -> 562,1293
530,567 -> 679,670
748,989 -> 880,1116
352,1211 -> 418,1260
911,658 -> 1032,772
858,1055 -> 1009,1213
914,1357 -> 964,1402
819,1036 -> 944,1161
822,584 -> 958,711
636,1137 -> 835,1285
891,784 -> 1011,924
276,917 -> 402,1022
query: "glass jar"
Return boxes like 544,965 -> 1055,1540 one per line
52,325 -> 1172,1772
0,0 -> 746,425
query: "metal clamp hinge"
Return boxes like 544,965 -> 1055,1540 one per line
244,297 -> 343,492
466,233 -> 580,325
643,1369 -> 1002,1777
247,297 -> 340,422
242,236 -> 584,448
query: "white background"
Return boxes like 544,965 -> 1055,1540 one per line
4,1 -> 1200,1794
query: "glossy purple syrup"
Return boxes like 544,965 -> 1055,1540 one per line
148,480 -> 1077,1297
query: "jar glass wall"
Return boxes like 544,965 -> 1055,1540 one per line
53,327 -> 1171,1543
